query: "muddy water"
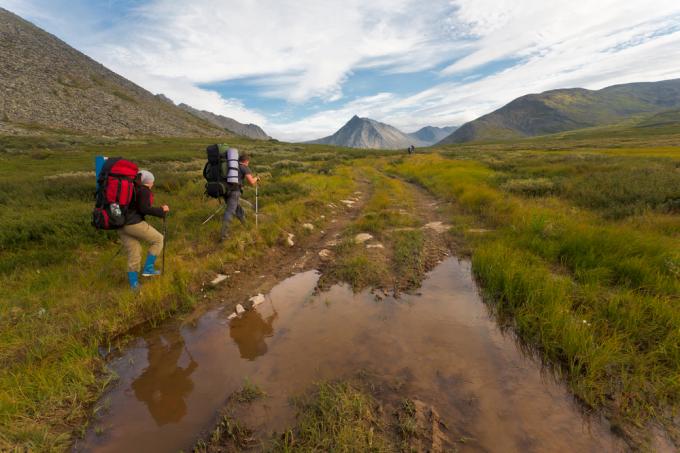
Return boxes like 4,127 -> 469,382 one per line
79,259 -> 624,452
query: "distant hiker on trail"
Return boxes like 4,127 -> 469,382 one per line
119,170 -> 169,289
408,144 -> 415,155
221,151 -> 259,241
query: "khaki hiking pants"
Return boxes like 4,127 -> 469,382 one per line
118,221 -> 164,272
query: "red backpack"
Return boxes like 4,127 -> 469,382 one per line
92,158 -> 139,229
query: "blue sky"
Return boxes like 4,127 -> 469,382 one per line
2,0 -> 680,140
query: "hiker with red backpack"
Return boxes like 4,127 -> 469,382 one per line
93,158 -> 168,290
118,170 -> 169,289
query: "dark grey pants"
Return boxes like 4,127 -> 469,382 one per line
221,190 -> 245,238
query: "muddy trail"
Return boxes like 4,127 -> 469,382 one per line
76,175 -> 626,452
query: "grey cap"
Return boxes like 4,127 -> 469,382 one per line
138,170 -> 155,185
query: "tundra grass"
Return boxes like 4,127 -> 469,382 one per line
274,381 -> 392,453
392,151 -> 679,444
0,136 -> 375,451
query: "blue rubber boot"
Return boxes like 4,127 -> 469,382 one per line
127,271 -> 140,290
141,254 -> 161,277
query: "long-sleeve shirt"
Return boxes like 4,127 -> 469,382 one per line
125,185 -> 165,225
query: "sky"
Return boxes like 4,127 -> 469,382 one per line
2,0 -> 680,141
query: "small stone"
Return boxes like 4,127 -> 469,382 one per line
467,228 -> 491,234
366,243 -> 384,249
249,293 -> 266,306
318,249 -> 333,261
341,199 -> 355,206
227,313 -> 237,320
287,233 -> 295,247
303,223 -> 314,231
325,239 -> 338,247
234,270 -> 241,274
210,274 -> 228,286
355,233 -> 373,244
424,221 -> 452,233
319,215 -> 326,219
235,304 -> 246,315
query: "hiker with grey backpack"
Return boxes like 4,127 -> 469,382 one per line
203,145 -> 259,241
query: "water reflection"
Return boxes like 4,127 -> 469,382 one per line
229,309 -> 277,360
131,331 -> 198,426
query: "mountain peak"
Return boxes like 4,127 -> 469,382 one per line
308,116 -> 437,149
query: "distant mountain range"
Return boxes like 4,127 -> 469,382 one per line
178,104 -> 270,140
407,126 -> 457,144
309,116 -> 455,149
438,79 -> 680,144
0,8 -> 269,139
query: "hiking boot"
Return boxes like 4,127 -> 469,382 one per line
141,254 -> 161,277
127,271 -> 140,290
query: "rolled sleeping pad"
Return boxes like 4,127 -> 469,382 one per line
226,148 -> 239,184
95,155 -> 107,189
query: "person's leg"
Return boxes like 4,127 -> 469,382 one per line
139,222 -> 164,276
118,227 -> 142,289
221,190 -> 240,240
235,202 -> 245,224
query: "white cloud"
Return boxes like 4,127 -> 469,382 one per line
93,0 -> 461,103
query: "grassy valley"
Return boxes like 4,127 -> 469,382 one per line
0,124 -> 679,451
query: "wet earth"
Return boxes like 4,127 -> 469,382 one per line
77,257 -> 626,452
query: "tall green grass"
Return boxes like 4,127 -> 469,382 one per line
392,152 -> 680,438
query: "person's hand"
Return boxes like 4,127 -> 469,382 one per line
162,205 -> 170,213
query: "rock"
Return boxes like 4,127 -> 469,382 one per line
366,243 -> 384,249
325,239 -> 339,247
319,215 -> 326,219
210,274 -> 228,286
318,249 -> 333,261
424,221 -> 452,233
354,233 -> 373,244
341,199 -> 355,206
302,223 -> 314,231
249,293 -> 266,306
287,233 -> 295,246
227,313 -> 237,320
235,304 -> 246,315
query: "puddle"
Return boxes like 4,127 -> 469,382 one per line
78,258 -> 624,452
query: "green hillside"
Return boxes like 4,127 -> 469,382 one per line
440,79 -> 680,144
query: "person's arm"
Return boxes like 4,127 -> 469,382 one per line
242,165 -> 258,186
137,188 -> 167,218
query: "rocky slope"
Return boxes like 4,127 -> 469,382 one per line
438,79 -> 680,144
178,103 -> 270,140
309,115 -> 427,149
0,8 -> 225,137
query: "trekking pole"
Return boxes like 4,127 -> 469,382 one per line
201,203 -> 224,225
255,184 -> 259,229
162,215 -> 168,276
